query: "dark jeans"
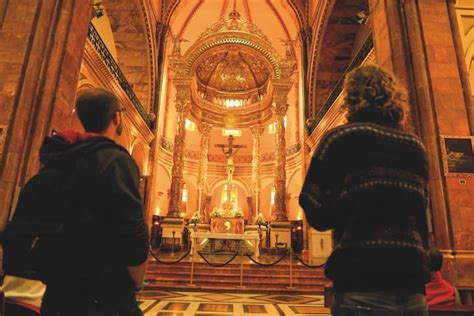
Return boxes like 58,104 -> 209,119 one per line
331,292 -> 429,316
40,288 -> 142,316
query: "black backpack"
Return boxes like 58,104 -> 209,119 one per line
2,164 -> 71,282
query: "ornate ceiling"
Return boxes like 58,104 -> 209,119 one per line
313,0 -> 369,114
166,0 -> 301,63
194,45 -> 271,94
168,6 -> 296,129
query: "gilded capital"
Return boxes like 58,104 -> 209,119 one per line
198,122 -> 212,135
250,125 -> 265,137
272,103 -> 289,116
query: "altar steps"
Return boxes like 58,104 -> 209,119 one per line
145,260 -> 330,294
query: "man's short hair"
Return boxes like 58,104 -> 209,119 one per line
75,88 -> 120,133
430,247 -> 443,272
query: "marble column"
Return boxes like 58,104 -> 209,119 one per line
167,83 -> 190,217
369,0 -> 473,285
0,0 -> 92,229
250,125 -> 264,221
197,123 -> 212,219
272,89 -> 290,221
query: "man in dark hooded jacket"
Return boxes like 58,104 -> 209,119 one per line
39,88 -> 149,315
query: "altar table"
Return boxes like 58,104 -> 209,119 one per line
190,231 -> 260,258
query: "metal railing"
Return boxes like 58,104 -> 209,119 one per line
148,243 -> 325,289
308,35 -> 374,134
87,23 -> 152,127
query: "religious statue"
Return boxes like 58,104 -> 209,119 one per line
224,148 -> 235,185
215,135 -> 246,202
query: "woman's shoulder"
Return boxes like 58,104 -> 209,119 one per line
323,122 -> 425,149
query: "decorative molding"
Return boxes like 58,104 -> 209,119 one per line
159,137 -> 301,163
287,0 -> 306,29
82,41 -> 154,145
184,37 -> 282,79
139,0 -> 156,115
87,23 -> 152,127
307,0 -> 334,119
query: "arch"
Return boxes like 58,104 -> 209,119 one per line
131,141 -> 147,175
465,40 -> 474,69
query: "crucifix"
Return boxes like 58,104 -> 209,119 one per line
215,135 -> 246,201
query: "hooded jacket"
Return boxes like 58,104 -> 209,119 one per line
39,131 -> 149,297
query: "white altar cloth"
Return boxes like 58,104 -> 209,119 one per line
190,231 -> 260,257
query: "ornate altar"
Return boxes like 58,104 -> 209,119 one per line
210,217 -> 244,234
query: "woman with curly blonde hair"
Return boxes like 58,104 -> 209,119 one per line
300,65 -> 430,315
344,64 -> 408,127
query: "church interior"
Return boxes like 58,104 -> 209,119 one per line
1,0 -> 474,315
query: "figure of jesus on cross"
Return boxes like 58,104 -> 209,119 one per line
215,135 -> 246,200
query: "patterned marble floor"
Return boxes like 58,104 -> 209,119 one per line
137,290 -> 330,316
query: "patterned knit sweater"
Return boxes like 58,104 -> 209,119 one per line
299,122 -> 431,293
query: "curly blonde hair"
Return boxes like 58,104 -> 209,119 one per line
343,65 -> 408,127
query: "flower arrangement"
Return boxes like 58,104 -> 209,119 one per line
189,211 -> 202,224
210,207 -> 223,218
254,212 -> 266,225
232,208 -> 244,219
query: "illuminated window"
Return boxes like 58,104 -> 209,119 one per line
185,119 -> 196,131
222,129 -> 242,136
182,184 -> 188,202
224,99 -> 243,108
268,116 -> 287,134
270,186 -> 276,205
221,184 -> 238,209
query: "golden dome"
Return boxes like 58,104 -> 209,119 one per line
195,45 -> 271,95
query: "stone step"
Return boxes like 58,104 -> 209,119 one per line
145,253 -> 330,293
143,281 -> 326,294
146,265 -> 325,276
146,271 -> 326,284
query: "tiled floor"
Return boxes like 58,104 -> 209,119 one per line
138,290 -> 330,315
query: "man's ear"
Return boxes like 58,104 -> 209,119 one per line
112,112 -> 120,125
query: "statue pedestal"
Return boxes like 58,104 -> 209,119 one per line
210,217 -> 244,234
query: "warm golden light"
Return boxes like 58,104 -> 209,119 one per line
268,115 -> 287,134
222,129 -> 241,136
224,99 -> 243,108
185,118 -> 196,131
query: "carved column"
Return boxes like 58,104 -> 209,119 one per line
250,125 -> 264,221
0,0 -> 92,229
272,86 -> 291,221
197,123 -> 212,219
167,81 -> 191,217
